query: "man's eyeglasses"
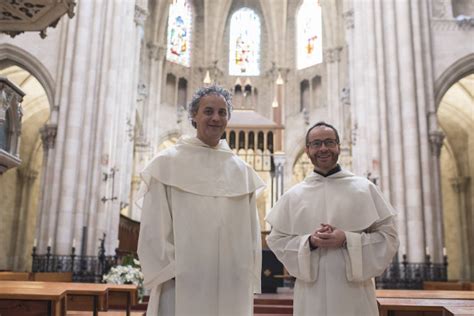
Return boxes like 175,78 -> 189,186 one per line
307,139 -> 339,149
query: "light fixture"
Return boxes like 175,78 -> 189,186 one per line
272,97 -> 279,108
276,72 -> 284,85
203,70 -> 211,84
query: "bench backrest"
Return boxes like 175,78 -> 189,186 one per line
0,271 -> 31,281
32,272 -> 73,282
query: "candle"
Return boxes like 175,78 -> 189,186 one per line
443,247 -> 447,256
425,246 -> 430,256
33,238 -> 37,248
72,238 -> 76,248
48,238 -> 52,248
116,239 -> 120,249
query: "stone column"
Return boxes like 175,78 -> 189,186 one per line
36,0 -> 143,255
323,46 -> 343,140
450,176 -> 471,280
11,168 -> 38,269
349,0 -> 441,262
35,122 -> 57,253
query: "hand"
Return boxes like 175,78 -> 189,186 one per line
309,223 -> 346,249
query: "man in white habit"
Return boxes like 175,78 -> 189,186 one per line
266,121 -> 399,316
136,85 -> 264,316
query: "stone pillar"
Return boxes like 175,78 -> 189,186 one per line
349,0 -> 441,262
11,168 -> 38,270
450,176 -> 471,280
324,46 -> 343,143
35,123 -> 57,253
36,0 -> 143,255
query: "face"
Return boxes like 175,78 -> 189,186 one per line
193,94 -> 229,147
305,126 -> 340,174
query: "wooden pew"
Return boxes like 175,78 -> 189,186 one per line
0,282 -> 67,316
0,271 -> 31,281
443,305 -> 474,316
106,284 -> 139,316
254,293 -> 293,315
0,281 -> 106,316
376,290 -> 474,316
424,281 -> 471,291
32,272 -> 73,282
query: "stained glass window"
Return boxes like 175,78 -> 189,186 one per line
229,8 -> 260,76
166,0 -> 192,67
297,0 -> 323,69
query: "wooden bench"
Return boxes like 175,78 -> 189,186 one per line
376,290 -> 474,316
32,272 -> 73,282
443,305 -> 474,316
0,280 -> 137,316
0,271 -> 31,281
106,284 -> 139,316
0,283 -> 67,316
0,281 -> 107,316
424,281 -> 472,291
254,293 -> 293,315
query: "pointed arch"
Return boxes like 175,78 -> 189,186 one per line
229,8 -> 261,76
297,0 -> 323,69
0,44 -> 55,108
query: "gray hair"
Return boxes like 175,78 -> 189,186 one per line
188,85 -> 233,128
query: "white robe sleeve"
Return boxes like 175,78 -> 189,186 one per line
343,215 -> 399,282
137,177 -> 175,312
250,193 -> 262,293
266,229 -> 319,282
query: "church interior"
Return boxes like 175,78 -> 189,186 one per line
0,0 -> 473,314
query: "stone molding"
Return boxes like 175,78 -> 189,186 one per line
431,18 -> 474,31
147,42 -> 166,61
340,86 -> 350,106
137,82 -> 148,103
342,10 -> 354,29
450,176 -> 470,193
428,130 -> 445,157
134,4 -> 148,27
39,123 -> 58,151
17,168 -> 39,181
323,47 -> 343,64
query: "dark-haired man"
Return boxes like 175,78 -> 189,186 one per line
266,122 -> 399,316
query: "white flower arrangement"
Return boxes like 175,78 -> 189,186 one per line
103,258 -> 145,300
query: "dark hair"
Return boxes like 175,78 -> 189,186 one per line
305,121 -> 340,145
188,85 -> 233,128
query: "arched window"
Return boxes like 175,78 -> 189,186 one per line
229,8 -> 260,76
297,0 -> 323,69
166,0 -> 192,67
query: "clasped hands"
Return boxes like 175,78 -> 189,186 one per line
309,223 -> 346,249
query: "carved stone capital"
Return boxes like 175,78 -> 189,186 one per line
40,124 -> 58,151
17,168 -> 39,181
340,86 -> 350,106
137,82 -> 148,103
431,0 -> 451,18
324,47 -> 343,63
147,42 -> 166,61
450,176 -> 470,193
429,130 -> 445,156
342,10 -> 354,29
134,4 -> 148,26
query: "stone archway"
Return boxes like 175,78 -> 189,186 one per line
437,68 -> 474,281
0,61 -> 51,271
